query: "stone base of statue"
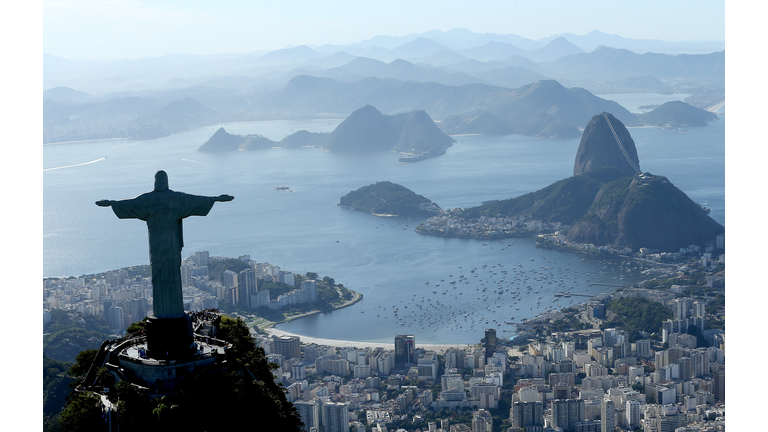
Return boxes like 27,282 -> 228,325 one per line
145,315 -> 195,359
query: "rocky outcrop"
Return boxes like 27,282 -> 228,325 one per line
198,127 -> 276,152
323,105 -> 455,156
573,113 -> 640,177
324,105 -> 400,152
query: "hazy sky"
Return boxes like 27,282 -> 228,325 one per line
44,0 -> 725,60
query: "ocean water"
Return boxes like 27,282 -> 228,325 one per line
43,108 -> 724,344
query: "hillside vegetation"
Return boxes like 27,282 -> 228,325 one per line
340,181 -> 441,217
460,166 -> 627,224
600,297 -> 673,342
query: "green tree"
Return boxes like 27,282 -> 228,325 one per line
59,391 -> 104,432
58,315 -> 304,432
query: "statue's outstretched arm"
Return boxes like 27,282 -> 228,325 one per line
95,199 -> 112,207
216,195 -> 234,202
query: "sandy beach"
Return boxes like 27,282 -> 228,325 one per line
265,327 -> 480,354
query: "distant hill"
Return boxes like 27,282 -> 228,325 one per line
639,101 -> 719,128
463,65 -> 549,89
279,130 -> 329,148
542,47 -> 725,81
200,105 -> 455,161
339,181 -> 441,217
525,37 -> 584,62
132,97 -> 222,139
198,127 -> 276,152
318,57 -> 488,87
323,105 -> 455,157
440,112 -> 515,135
324,105 -> 399,152
582,76 -> 674,95
441,80 -> 636,138
43,86 -> 92,103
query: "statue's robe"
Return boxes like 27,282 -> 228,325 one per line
110,189 -> 217,318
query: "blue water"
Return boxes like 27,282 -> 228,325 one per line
43,113 -> 724,344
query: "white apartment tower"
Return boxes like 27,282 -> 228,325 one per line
294,399 -> 320,432
301,280 -> 318,302
601,398 -> 614,432
322,401 -> 349,432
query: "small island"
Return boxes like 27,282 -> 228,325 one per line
339,181 -> 441,218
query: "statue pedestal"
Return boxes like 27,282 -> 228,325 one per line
145,315 -> 195,359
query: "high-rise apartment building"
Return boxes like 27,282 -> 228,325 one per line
484,329 -> 497,359
194,250 -> 210,266
510,401 -> 544,430
600,398 -> 614,432
673,298 -> 690,319
301,280 -> 318,303
634,339 -> 651,358
273,335 -> 301,361
238,268 -> 257,309
322,401 -> 349,432
294,399 -> 320,432
395,335 -> 416,369
472,409 -> 493,432
626,400 -> 642,429
551,399 -> 585,432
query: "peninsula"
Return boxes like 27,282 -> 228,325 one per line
417,113 -> 724,254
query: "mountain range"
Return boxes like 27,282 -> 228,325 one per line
44,28 -> 724,94
43,75 -> 719,144
42,29 -> 723,144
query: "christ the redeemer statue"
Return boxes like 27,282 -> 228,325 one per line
96,170 -> 233,320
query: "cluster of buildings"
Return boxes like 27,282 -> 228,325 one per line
536,232 -> 634,256
44,248 -> 727,431
416,210 -> 562,239
183,251 -> 318,311
537,232 -> 725,262
257,331 -> 510,432
254,289 -> 725,432
43,268 -> 152,333
43,251 -> 316,334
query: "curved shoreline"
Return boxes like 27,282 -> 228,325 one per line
265,327 -> 480,353
261,289 -> 481,352
276,289 -> 364,325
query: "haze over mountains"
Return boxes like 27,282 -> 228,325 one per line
43,28 -> 724,144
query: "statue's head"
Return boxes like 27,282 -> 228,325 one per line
154,170 -> 169,192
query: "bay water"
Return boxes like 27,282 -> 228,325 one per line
43,97 -> 724,344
